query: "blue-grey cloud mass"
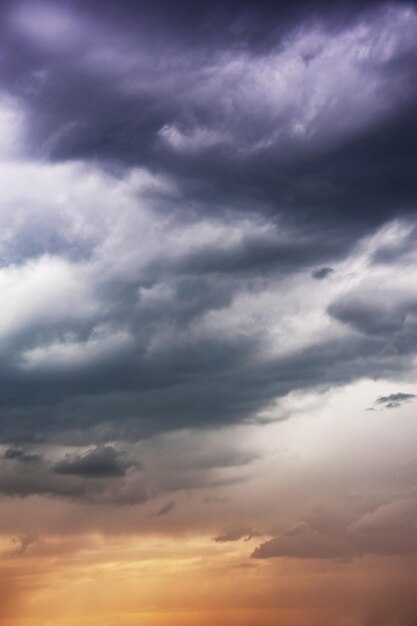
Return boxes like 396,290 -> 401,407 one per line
0,0 -> 415,503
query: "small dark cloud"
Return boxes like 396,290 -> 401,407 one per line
312,267 -> 334,280
0,447 -> 148,505
214,526 -> 260,543
153,500 -> 176,518
328,294 -> 417,338
365,392 -> 416,411
375,392 -> 416,410
4,448 -> 24,460
52,446 -> 133,478
4,448 -> 42,463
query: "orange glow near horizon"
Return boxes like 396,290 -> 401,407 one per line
0,386 -> 416,625
1,531 -> 415,626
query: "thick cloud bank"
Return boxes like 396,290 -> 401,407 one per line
0,0 -> 415,503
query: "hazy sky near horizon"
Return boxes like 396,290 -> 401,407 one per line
0,1 -> 416,624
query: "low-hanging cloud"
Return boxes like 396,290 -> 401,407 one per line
52,446 -> 134,478
252,496 -> 417,560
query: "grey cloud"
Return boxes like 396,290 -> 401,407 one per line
3,448 -> 42,463
171,235 -> 344,278
214,526 -> 260,542
0,429 -> 261,502
375,392 -> 416,409
252,525 -> 353,560
375,392 -> 416,405
0,181 -> 414,447
252,496 -> 417,560
312,267 -> 334,280
52,446 -> 134,478
0,447 -> 147,504
328,293 -> 417,339
0,312 -> 415,447
153,500 -> 175,518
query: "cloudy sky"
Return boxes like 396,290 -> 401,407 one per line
0,1 -> 416,624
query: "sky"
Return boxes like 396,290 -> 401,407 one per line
0,1 -> 416,624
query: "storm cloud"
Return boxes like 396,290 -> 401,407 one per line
52,445 -> 134,478
0,0 -> 415,490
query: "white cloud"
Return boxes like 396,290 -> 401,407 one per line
0,256 -> 96,345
